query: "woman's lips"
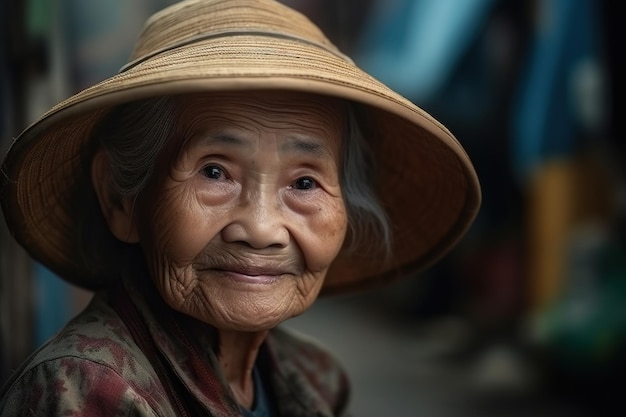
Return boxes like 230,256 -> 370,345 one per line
218,270 -> 281,284
209,265 -> 289,284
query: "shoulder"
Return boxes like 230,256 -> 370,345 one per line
0,356 -> 162,417
0,292 -> 166,416
9,291 -> 146,381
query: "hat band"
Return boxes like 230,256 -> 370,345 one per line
119,29 -> 354,74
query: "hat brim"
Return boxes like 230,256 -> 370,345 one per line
1,34 -> 480,295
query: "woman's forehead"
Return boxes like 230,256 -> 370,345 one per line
171,91 -> 347,147
174,90 -> 347,126
159,91 -> 347,160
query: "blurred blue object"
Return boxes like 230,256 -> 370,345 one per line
63,0 -> 177,89
34,264 -> 71,345
355,0 -> 496,103
510,0 -> 606,181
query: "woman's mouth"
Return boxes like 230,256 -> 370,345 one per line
209,265 -> 289,284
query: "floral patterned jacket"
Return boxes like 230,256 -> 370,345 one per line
0,275 -> 352,416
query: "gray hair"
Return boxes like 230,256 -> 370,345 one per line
94,96 -> 391,257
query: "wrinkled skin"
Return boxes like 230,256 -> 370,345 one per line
98,90 -> 349,406
135,91 -> 348,331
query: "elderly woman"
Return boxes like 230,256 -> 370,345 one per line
0,0 -> 480,416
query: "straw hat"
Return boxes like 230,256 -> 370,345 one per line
0,0 -> 480,295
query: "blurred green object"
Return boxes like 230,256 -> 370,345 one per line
27,0 -> 52,37
537,225 -> 626,377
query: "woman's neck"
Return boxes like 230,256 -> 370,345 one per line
216,329 -> 269,408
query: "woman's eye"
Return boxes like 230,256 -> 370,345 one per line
202,165 -> 225,180
293,177 -> 317,190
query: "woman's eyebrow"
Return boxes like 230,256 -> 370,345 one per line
189,132 -> 335,159
280,136 -> 334,159
193,133 -> 252,150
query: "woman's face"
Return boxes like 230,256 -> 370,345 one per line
134,91 -> 348,331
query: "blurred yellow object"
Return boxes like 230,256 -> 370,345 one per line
527,153 -> 614,312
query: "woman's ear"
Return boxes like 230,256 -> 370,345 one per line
91,149 -> 140,243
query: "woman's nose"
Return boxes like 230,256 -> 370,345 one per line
220,189 -> 290,249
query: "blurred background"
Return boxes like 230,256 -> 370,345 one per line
1,0 -> 623,415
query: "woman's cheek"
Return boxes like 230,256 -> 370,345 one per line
303,198 -> 348,272
323,206 -> 349,255
144,187 -> 208,264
